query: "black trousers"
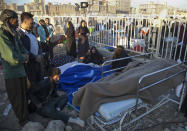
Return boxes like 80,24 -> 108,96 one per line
41,42 -> 54,60
40,42 -> 49,53
37,95 -> 69,123
5,77 -> 28,125
48,43 -> 54,60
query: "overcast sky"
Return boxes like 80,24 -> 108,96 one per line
4,0 -> 187,9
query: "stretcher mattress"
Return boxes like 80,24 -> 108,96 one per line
98,98 -> 142,121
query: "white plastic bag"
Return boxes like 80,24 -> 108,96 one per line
176,83 -> 183,97
3,104 -> 11,116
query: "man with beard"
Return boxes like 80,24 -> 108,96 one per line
0,9 -> 29,126
18,12 -> 43,87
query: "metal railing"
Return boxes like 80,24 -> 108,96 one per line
118,62 -> 187,130
101,52 -> 152,78
137,61 -> 187,111
88,17 -> 187,61
34,15 -> 187,61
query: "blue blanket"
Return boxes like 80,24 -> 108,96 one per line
58,64 -> 113,103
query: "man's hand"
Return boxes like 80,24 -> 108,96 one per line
35,55 -> 42,63
37,37 -> 40,42
46,37 -> 50,41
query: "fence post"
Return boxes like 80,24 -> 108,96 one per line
155,20 -> 162,57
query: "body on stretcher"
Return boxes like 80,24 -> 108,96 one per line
67,54 -> 152,119
69,83 -> 184,124
89,63 -> 186,131
71,60 -> 186,131
67,57 -> 149,121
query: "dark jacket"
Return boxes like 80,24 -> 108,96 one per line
17,29 -> 41,62
65,27 -> 76,57
18,29 -> 43,86
0,26 -> 28,79
29,78 -> 58,106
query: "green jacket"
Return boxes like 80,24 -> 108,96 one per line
0,26 -> 28,79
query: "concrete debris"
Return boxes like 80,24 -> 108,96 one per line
45,120 -> 65,131
65,126 -> 73,131
22,122 -> 44,131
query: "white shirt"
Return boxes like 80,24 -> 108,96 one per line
21,28 -> 39,56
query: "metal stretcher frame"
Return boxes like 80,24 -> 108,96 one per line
88,61 -> 187,131
101,52 -> 153,78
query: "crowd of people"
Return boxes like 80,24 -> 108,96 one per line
0,9 -> 85,127
0,9 -> 133,128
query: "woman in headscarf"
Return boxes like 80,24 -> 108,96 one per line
83,46 -> 104,65
77,20 -> 90,60
65,21 -> 77,58
112,46 -> 132,72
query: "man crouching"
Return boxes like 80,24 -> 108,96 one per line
29,67 -> 85,127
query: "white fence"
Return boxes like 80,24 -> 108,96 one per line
35,15 -> 187,61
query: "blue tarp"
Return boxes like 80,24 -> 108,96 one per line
58,64 -> 113,104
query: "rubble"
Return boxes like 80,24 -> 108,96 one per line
176,127 -> 187,131
22,122 -> 45,131
164,128 -> 171,131
45,120 -> 65,131
65,126 -> 73,131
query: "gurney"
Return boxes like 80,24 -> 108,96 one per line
71,57 -> 186,131
60,53 -> 152,127
82,61 -> 187,131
